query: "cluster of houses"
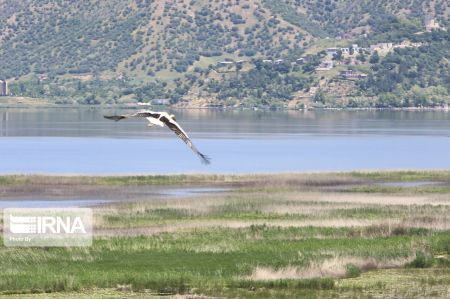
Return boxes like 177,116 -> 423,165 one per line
214,37 -> 427,81
325,40 -> 423,58
327,41 -> 421,57
314,39 -> 424,74
217,39 -> 419,71
369,40 -> 423,55
0,80 -> 7,96
325,44 -> 365,57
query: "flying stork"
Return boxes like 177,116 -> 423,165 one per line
104,111 -> 210,164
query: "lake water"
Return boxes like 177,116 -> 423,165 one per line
0,187 -> 230,208
0,108 -> 449,174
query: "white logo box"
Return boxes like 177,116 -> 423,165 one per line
3,208 -> 92,247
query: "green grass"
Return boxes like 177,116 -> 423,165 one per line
0,228 -> 449,295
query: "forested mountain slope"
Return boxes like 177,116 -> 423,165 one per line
0,0 -> 448,107
0,0 -> 309,79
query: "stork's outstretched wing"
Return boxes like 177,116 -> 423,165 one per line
160,115 -> 211,165
104,111 -> 211,164
104,111 -> 161,121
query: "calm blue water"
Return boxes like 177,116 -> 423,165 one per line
0,108 -> 449,174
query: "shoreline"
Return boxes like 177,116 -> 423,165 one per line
0,97 -> 448,111
0,170 -> 448,191
1,169 -> 450,178
0,105 -> 448,112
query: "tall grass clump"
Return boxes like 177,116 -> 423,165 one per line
345,264 -> 361,278
230,278 -> 334,290
407,252 -> 434,268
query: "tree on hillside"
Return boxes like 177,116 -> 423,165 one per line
369,51 -> 380,64
333,50 -> 343,61
357,51 -> 366,62
313,89 -> 326,104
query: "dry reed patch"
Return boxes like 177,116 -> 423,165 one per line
192,242 -> 238,253
400,216 -> 450,230
95,219 -> 386,237
347,218 -> 450,235
302,192 -> 444,206
132,195 -> 228,213
261,203 -> 363,215
249,255 -> 416,280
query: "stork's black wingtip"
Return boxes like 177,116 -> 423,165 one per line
199,154 -> 211,165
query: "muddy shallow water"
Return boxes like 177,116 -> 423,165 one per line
0,186 -> 230,208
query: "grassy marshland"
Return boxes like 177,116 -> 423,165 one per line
0,171 -> 450,298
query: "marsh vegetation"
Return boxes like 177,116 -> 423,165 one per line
0,171 -> 449,298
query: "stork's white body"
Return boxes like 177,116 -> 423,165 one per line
146,116 -> 165,127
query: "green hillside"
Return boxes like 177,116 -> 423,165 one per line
267,0 -> 449,36
0,0 -> 449,107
